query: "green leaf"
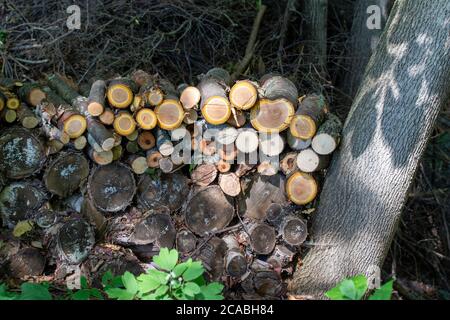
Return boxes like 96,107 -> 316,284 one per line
122,272 -> 138,294
105,288 -> 135,300
339,279 -> 358,300
141,293 -> 158,300
352,275 -> 369,300
137,274 -> 161,293
101,270 -> 114,287
147,269 -> 169,285
19,283 -> 52,300
154,285 -> 169,297
325,275 -> 368,300
0,283 -> 18,300
13,220 -> 34,237
183,282 -> 201,297
173,261 -> 190,277
153,248 -> 178,271
199,282 -> 224,300
72,289 -> 91,300
369,280 -> 394,300
80,276 -> 88,289
182,261 -> 204,281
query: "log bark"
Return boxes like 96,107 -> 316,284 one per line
18,82 -> 46,107
290,94 -> 327,139
16,103 -> 39,129
311,113 -> 343,155
223,234 -> 248,278
88,162 -> 136,213
156,128 -> 174,156
87,80 -> 106,116
290,0 -> 450,297
195,236 -> 227,281
198,68 -> 231,125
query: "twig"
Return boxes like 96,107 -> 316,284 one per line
231,4 -> 267,82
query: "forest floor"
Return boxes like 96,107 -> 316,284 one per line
1,0 -> 449,299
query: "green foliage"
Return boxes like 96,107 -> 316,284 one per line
0,248 -> 224,301
103,248 -> 224,300
326,275 -> 394,300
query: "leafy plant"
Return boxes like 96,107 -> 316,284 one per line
325,274 -> 394,300
0,248 -> 224,300
103,248 -> 224,300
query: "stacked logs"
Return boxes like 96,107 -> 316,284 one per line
0,69 -> 342,299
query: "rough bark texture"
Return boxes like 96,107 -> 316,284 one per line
290,0 -> 450,298
303,0 -> 328,73
343,0 -> 392,98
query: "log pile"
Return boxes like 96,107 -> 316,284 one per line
0,69 -> 342,299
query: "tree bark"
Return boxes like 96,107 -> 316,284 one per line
343,0 -> 392,98
290,0 -> 450,298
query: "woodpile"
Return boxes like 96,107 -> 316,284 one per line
0,69 -> 342,299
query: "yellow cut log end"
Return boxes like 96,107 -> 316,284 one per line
289,114 -> 317,140
64,114 -> 87,139
155,99 -> 184,130
286,171 -> 318,205
136,108 -> 157,130
229,80 -> 258,110
201,96 -> 231,125
113,112 -> 136,136
250,98 -> 294,133
107,84 -> 133,108
147,88 -> 164,106
7,98 -> 20,110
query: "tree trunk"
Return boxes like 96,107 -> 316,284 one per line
343,0 -> 392,98
290,0 -> 450,298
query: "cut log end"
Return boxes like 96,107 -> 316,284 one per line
296,148 -> 329,172
286,171 -> 318,205
191,163 -> 218,187
159,157 -> 174,173
250,98 -> 294,133
146,149 -> 163,168
290,115 -> 317,139
107,83 -> 133,108
137,131 -> 156,150
130,156 -> 148,175
235,129 -> 259,153
176,230 -> 197,254
136,108 -> 157,130
99,108 -> 115,125
227,109 -> 247,128
7,97 -> 20,110
88,162 -> 136,212
201,96 -> 231,125
218,173 -> 241,197
183,108 -> 198,125
249,223 -> 277,255
146,88 -> 164,106
280,216 -> 308,246
64,115 -> 87,139
185,186 -> 234,236
216,159 -> 231,173
229,80 -> 258,110
180,86 -> 201,109
280,152 -> 298,176
113,113 -> 136,136
155,99 -> 184,130
311,133 -> 338,155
